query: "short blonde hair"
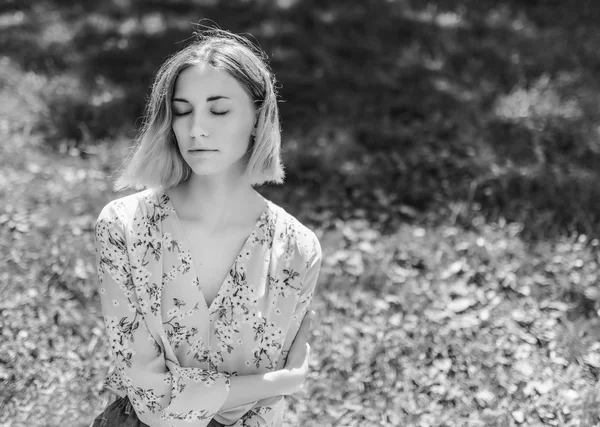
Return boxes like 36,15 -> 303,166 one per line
113,28 -> 285,191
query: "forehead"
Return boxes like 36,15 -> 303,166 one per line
173,63 -> 247,99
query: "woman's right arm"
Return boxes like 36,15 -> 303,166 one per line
95,203 -> 294,427
220,370 -> 292,412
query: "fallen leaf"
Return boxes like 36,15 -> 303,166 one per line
475,389 -> 495,407
561,389 -> 579,402
583,353 -> 600,369
535,380 -> 553,395
514,360 -> 534,377
389,313 -> 402,327
358,241 -> 376,254
441,260 -> 464,280
512,410 -> 525,424
447,298 -> 476,313
433,358 -> 452,373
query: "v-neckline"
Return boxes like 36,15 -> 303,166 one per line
159,188 -> 271,312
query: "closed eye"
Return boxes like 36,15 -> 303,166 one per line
172,110 -> 228,116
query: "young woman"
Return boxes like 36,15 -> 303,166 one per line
92,28 -> 322,427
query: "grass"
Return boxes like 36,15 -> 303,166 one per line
2,0 -> 600,426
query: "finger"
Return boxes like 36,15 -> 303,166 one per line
302,343 -> 311,369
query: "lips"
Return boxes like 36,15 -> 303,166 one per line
188,149 -> 218,157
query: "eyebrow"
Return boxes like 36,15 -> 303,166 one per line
172,96 -> 230,103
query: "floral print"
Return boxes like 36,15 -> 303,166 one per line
95,188 -> 322,427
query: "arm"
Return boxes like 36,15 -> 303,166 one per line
215,239 -> 323,426
96,204 -> 231,427
220,371 -> 289,412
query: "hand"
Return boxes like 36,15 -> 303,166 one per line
280,310 -> 314,395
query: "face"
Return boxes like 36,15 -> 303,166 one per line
171,63 -> 257,180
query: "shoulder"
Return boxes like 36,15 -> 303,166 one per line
95,188 -> 162,231
268,201 -> 322,263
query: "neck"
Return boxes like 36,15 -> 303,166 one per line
168,171 -> 259,231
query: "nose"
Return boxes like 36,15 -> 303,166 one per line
189,113 -> 209,138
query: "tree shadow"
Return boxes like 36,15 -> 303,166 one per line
3,0 -> 600,240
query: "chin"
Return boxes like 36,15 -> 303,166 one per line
185,157 -> 246,178
189,165 -> 243,179
189,167 -> 221,176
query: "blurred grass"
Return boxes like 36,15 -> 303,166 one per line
2,0 -> 600,426
1,0 -> 600,238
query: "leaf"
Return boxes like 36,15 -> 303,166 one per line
561,389 -> 579,402
447,297 -> 476,313
540,300 -> 570,311
433,358 -> 452,373
0,365 -> 11,381
388,313 -> 402,327
534,380 -> 553,395
440,260 -> 464,280
514,360 -> 534,377
475,389 -> 495,407
344,251 -> 365,277
512,410 -> 525,424
583,353 -> 600,369
357,241 -> 375,254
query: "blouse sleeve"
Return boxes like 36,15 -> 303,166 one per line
95,205 -> 230,427
215,396 -> 284,427
214,238 -> 323,426
280,238 -> 323,367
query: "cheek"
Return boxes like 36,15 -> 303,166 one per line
216,118 -> 252,145
171,120 -> 186,141
171,119 -> 182,132
231,123 -> 253,140
230,113 -> 255,139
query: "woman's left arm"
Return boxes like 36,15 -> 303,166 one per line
215,239 -> 323,426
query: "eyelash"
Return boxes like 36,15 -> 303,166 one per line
173,111 -> 229,117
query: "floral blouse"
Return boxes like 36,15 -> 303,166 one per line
94,188 -> 322,427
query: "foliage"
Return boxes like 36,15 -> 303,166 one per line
1,1 -> 600,426
1,0 -> 600,238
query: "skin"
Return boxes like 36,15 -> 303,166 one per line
172,63 -> 256,180
168,62 -> 263,231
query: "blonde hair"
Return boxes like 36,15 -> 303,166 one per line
113,28 -> 285,191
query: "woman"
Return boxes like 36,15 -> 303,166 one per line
92,28 -> 322,427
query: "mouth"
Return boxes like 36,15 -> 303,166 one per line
188,149 -> 218,157
188,149 -> 218,153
